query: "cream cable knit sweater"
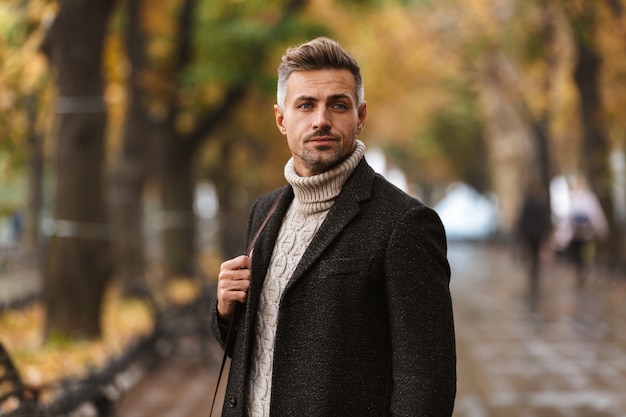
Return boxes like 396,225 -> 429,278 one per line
246,141 -> 366,417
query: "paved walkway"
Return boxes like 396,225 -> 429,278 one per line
113,242 -> 626,417
451,242 -> 626,417
114,332 -> 226,417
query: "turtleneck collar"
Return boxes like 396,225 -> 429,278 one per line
284,140 -> 366,214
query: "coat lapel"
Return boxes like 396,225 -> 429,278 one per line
283,159 -> 375,295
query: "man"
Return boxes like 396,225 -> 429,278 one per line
516,180 -> 551,311
211,37 -> 456,417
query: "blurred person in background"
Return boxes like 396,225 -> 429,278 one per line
210,37 -> 456,417
516,179 -> 551,311
562,177 -> 608,287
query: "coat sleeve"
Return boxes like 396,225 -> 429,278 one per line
385,205 -> 456,416
209,298 -> 230,350
209,197 -> 261,351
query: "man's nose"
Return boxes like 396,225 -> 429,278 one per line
312,108 -> 331,130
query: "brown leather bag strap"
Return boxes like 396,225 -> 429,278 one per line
209,191 -> 284,416
244,193 -> 283,257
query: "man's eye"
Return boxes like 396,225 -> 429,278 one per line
298,103 -> 313,109
332,103 -> 348,110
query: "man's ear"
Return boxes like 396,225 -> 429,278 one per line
274,104 -> 287,135
356,101 -> 367,134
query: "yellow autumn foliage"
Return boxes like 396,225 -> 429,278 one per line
0,284 -> 154,390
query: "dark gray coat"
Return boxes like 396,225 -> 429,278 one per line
211,159 -> 456,417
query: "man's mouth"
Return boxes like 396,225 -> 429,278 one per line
306,133 -> 338,144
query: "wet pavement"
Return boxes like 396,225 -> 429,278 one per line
112,241 -> 626,417
113,352 -> 224,417
451,242 -> 626,417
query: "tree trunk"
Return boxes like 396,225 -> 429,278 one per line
603,0 -> 626,267
573,37 -> 616,265
533,0 -> 557,222
161,131 -> 196,277
478,51 -> 535,235
111,0 -> 152,296
23,95 -> 44,268
213,139 -> 249,259
40,0 -> 115,340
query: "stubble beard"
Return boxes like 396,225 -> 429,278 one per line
300,145 -> 344,175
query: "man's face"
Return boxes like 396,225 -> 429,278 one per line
274,69 -> 367,177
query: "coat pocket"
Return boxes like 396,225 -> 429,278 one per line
317,257 -> 383,305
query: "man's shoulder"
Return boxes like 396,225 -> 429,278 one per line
344,158 -> 425,212
371,173 -> 423,208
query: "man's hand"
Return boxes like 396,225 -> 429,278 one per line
217,255 -> 252,324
